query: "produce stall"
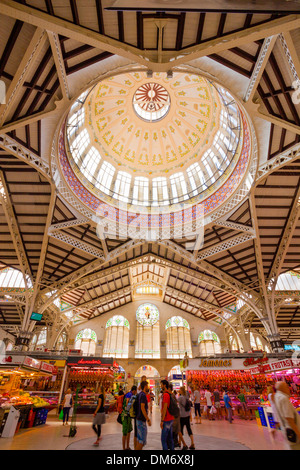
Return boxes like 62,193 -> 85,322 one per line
0,356 -> 56,436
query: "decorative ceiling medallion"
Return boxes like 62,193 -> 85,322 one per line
133,82 -> 171,122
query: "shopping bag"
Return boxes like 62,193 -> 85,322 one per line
69,407 -> 73,417
117,413 -> 123,424
210,405 -> 217,414
59,409 -> 64,420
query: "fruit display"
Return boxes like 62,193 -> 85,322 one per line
0,391 -> 51,410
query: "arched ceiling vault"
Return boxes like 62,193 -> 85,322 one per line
0,1 -> 300,347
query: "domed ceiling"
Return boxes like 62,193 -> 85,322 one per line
86,72 -> 220,177
57,70 -> 256,239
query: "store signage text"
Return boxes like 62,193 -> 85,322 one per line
23,356 -> 41,370
243,357 -> 268,367
250,358 -> 300,374
198,359 -> 232,368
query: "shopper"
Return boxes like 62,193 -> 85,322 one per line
92,386 -> 106,446
204,387 -> 213,420
61,388 -> 73,426
236,388 -> 248,420
169,383 -> 187,449
274,381 -> 300,450
223,390 -> 233,424
193,386 -> 201,424
178,386 -> 195,450
136,380 -> 151,450
213,387 -> 222,420
267,385 -> 280,437
122,385 -> 137,450
160,380 -> 174,450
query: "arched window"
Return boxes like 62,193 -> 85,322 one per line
36,328 -> 47,350
228,334 -> 243,352
165,316 -> 192,359
198,330 -> 221,356
74,328 -> 97,356
103,316 -> 130,358
250,332 -> 266,351
56,331 -> 68,351
135,303 -> 160,359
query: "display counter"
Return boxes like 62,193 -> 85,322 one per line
69,392 -> 116,414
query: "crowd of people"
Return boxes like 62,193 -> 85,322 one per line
60,378 -> 300,451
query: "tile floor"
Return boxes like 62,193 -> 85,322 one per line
0,406 -> 288,451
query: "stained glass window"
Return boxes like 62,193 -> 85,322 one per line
198,330 -> 221,356
104,316 -> 129,358
75,328 -> 97,356
136,303 -> 160,326
165,316 -> 192,359
198,330 -> 220,343
135,304 -> 160,358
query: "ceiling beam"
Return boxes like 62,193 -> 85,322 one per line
0,27 -> 46,126
244,35 -> 278,103
47,31 -> 70,100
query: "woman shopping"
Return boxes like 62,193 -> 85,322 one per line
92,386 -> 106,446
61,388 -> 73,426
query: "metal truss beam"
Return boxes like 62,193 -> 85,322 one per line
49,218 -> 90,231
47,31 -> 70,101
39,239 -> 146,312
0,27 -> 47,126
63,286 -> 132,316
196,233 -> 255,261
213,220 -> 255,234
255,142 -> 300,185
0,170 -> 33,285
244,35 -> 278,103
48,228 -> 105,260
268,185 -> 300,313
1,1 -> 300,72
0,134 -> 52,181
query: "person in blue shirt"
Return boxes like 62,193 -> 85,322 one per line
223,390 -> 233,424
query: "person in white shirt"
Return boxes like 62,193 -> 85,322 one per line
274,381 -> 300,450
193,387 -> 201,424
204,388 -> 213,421
61,388 -> 73,426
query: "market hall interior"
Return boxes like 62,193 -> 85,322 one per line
0,0 -> 300,452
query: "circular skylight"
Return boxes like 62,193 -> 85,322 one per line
64,72 -> 244,212
133,82 -> 171,122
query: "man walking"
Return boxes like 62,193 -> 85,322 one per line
274,381 -> 300,450
160,379 -> 174,450
135,380 -> 151,450
223,390 -> 233,424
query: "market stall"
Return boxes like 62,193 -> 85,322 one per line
184,357 -> 272,420
61,356 -> 119,414
0,355 -> 56,436
248,358 -> 300,429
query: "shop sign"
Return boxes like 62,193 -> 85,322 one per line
249,359 -> 299,374
40,362 -> 55,374
243,356 -> 269,367
67,357 -> 116,367
23,356 -> 41,370
184,358 -> 245,370
0,355 -> 25,366
44,360 -> 66,368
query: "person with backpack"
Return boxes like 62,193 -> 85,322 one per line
160,380 -> 174,450
122,385 -> 137,450
168,383 -> 187,449
178,386 -> 195,450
